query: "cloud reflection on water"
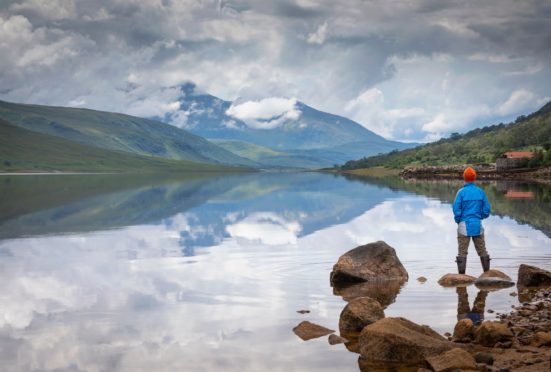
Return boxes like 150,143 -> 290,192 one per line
0,174 -> 550,371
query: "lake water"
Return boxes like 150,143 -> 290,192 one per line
1,172 -> 551,371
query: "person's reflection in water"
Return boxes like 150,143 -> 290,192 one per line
456,286 -> 488,325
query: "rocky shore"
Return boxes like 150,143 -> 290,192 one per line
399,165 -> 551,184
293,242 -> 551,371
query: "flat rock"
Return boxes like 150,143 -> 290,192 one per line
426,348 -> 478,372
474,320 -> 514,347
475,277 -> 515,289
479,269 -> 512,281
438,273 -> 476,287
518,264 -> 551,288
328,334 -> 348,345
359,317 -> 454,364
339,297 -> 385,336
293,321 -> 334,341
475,269 -> 515,289
417,276 -> 427,283
330,241 -> 408,286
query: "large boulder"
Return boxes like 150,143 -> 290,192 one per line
474,320 -> 514,347
292,321 -> 334,341
332,279 -> 403,308
339,297 -> 385,337
437,273 -> 476,287
517,264 -> 551,287
330,241 -> 408,286
425,348 -> 477,372
358,317 -> 454,364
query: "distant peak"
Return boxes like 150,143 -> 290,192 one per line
180,82 -> 197,97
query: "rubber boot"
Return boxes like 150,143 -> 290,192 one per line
480,255 -> 491,272
456,256 -> 467,275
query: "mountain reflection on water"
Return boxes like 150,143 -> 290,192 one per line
0,172 -> 550,371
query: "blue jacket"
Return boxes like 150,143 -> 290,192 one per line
452,183 -> 491,236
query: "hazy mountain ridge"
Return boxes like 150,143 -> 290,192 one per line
0,100 -> 257,168
161,84 -> 417,165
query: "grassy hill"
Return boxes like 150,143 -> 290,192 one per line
212,139 -> 339,168
0,119 -> 242,173
0,100 -> 256,167
340,102 -> 551,170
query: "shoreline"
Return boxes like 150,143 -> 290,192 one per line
330,165 -> 551,185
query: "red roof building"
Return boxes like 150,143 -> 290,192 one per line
502,151 -> 535,159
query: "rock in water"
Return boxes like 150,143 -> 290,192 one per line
474,321 -> 514,347
425,348 -> 477,372
293,321 -> 334,341
330,241 -> 408,286
437,273 -> 476,287
517,264 -> 551,287
475,269 -> 515,289
358,317 -> 453,364
339,297 -> 385,336
479,269 -> 512,281
328,334 -> 348,345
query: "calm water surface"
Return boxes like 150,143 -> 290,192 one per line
1,173 -> 550,371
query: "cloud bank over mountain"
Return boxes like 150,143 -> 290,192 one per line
1,0 -> 550,141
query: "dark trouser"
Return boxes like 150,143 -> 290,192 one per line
457,234 -> 488,257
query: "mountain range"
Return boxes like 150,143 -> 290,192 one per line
159,83 -> 416,167
0,84 -> 416,172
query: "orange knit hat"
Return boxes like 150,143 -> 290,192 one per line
463,167 -> 476,182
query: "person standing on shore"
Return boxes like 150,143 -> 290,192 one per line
453,167 -> 491,274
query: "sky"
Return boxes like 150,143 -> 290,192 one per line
1,0 -> 550,142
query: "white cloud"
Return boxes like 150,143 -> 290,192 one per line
10,0 -> 76,21
468,53 -> 516,64
226,97 -> 301,129
496,89 -> 538,116
307,22 -> 328,44
344,87 -> 428,139
434,20 -> 478,38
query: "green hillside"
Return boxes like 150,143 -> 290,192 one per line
340,103 -> 551,170
0,119 -> 241,173
212,139 -> 333,168
0,100 -> 256,167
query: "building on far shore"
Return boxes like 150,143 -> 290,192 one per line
496,151 -> 535,171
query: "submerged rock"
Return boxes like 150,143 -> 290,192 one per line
330,241 -> 408,286
339,297 -> 385,336
328,334 -> 348,345
425,348 -> 477,372
437,273 -> 476,287
358,317 -> 453,364
518,264 -> 551,288
293,321 -> 334,341
332,279 -> 403,308
417,276 -> 427,283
